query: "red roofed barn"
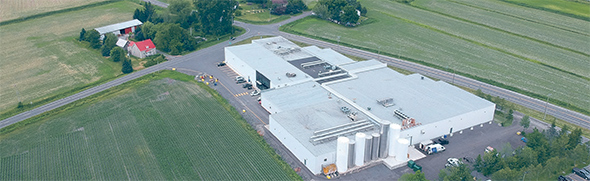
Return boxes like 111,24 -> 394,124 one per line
128,39 -> 156,58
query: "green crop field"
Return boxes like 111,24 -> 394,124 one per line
0,71 -> 296,180
500,0 -> 590,20
280,0 -> 590,115
413,0 -> 590,56
0,1 -> 140,116
0,0 -> 108,23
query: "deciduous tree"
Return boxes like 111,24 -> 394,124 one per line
121,59 -> 133,74
399,170 -> 427,181
520,115 -> 530,131
85,29 -> 101,49
79,28 -> 86,41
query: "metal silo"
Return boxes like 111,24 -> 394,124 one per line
388,124 -> 402,157
371,133 -> 380,160
354,132 -> 366,166
336,137 -> 349,173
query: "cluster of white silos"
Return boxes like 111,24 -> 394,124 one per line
335,123 -> 410,173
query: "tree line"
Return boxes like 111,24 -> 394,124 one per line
78,28 -> 133,74
312,0 -> 367,26
473,125 -> 588,180
132,0 -> 237,55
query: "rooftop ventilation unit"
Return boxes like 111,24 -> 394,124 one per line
286,72 -> 296,77
348,112 -> 358,121
309,120 -> 375,145
301,60 -> 325,69
394,109 -> 409,120
341,106 -> 351,114
377,98 -> 395,107
318,69 -> 343,77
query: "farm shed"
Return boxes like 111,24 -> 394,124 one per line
225,36 -> 495,175
94,19 -> 142,40
128,39 -> 156,58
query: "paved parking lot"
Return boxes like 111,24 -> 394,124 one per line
409,120 -> 527,180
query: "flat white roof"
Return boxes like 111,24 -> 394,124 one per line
325,61 -> 495,125
226,43 -> 312,86
95,19 -> 142,35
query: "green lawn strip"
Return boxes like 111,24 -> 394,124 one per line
448,0 -> 590,37
409,0 -> 590,57
498,0 -> 590,21
458,86 -> 590,139
280,16 -> 590,116
186,26 -> 245,54
236,13 -> 292,25
198,82 -> 303,181
0,0 -> 122,26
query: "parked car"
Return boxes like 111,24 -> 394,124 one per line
243,83 -> 253,89
425,144 -> 445,155
235,76 -> 244,81
558,175 -> 573,181
462,156 -> 474,163
437,138 -> 449,145
485,146 -> 494,153
521,137 -> 528,143
573,167 -> 590,180
236,79 -> 246,84
251,89 -> 260,96
445,158 -> 463,168
217,61 -> 226,66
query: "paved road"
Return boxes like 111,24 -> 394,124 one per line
2,0 -> 588,145
142,0 -> 168,8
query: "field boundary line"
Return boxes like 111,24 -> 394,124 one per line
375,8 -> 590,82
448,0 -> 590,37
406,2 -> 590,58
497,0 -> 590,22
0,0 -> 122,26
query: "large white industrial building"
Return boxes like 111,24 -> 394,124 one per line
225,36 -> 495,175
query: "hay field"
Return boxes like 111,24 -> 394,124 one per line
0,1 -> 140,113
281,0 -> 590,114
0,76 -> 294,180
0,0 -> 108,22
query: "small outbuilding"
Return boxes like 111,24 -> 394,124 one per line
116,39 -> 129,49
94,19 -> 143,40
128,39 -> 156,58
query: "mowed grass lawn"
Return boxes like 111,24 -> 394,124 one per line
0,0 -> 108,22
0,1 -> 140,113
0,72 -> 295,180
281,0 -> 590,114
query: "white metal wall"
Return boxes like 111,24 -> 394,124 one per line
269,116 -> 323,174
400,104 -> 495,145
224,49 -> 256,82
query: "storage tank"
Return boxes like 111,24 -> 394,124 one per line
371,133 -> 380,160
354,133 -> 366,166
348,140 -> 355,168
395,138 -> 410,162
336,137 -> 349,173
364,136 -> 372,163
379,122 -> 390,158
388,124 -> 402,156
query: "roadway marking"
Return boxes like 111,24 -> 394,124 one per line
234,92 -> 249,97
218,81 -> 266,125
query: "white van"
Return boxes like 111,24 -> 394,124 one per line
426,144 -> 445,155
